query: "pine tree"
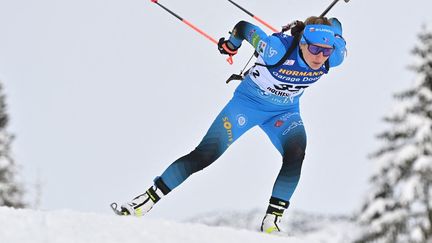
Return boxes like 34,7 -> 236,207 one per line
356,26 -> 432,243
0,82 -> 25,208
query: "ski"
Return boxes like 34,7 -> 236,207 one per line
110,202 -> 129,216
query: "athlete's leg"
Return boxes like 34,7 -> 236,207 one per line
261,111 -> 307,201
159,97 -> 261,191
117,97 -> 261,216
259,111 -> 307,232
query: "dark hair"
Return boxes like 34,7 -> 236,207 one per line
304,16 -> 332,26
290,16 -> 332,36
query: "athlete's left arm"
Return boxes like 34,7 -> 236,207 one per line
329,18 -> 347,67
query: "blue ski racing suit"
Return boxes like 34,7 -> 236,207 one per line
155,19 -> 346,207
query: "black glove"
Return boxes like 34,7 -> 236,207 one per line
290,21 -> 305,36
218,38 -> 239,56
281,20 -> 305,36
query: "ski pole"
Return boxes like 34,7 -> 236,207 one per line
225,0 -> 278,84
320,0 -> 350,17
227,0 -> 278,33
228,0 -> 350,32
150,0 -> 234,65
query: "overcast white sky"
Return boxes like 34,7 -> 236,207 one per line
0,0 -> 431,220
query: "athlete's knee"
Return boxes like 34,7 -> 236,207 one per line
282,142 -> 306,165
186,142 -> 221,172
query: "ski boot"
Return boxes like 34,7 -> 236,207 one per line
260,197 -> 289,234
111,177 -> 171,216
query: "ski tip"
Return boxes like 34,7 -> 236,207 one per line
110,202 -> 123,216
110,202 -> 118,210
110,202 -> 132,216
150,0 -> 158,3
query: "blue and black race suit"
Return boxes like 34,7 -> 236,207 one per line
156,20 -> 346,204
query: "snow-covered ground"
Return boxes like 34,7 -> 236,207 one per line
189,209 -> 361,242
0,206 -> 362,243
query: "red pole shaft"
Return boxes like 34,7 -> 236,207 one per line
228,0 -> 279,32
253,16 -> 278,33
182,20 -> 218,45
151,0 -> 233,64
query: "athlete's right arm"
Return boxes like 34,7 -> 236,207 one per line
225,21 -> 285,65
227,21 -> 268,50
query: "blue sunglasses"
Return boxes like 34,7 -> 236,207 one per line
304,39 -> 334,57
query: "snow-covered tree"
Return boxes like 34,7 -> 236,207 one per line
0,82 -> 25,208
356,26 -> 432,243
